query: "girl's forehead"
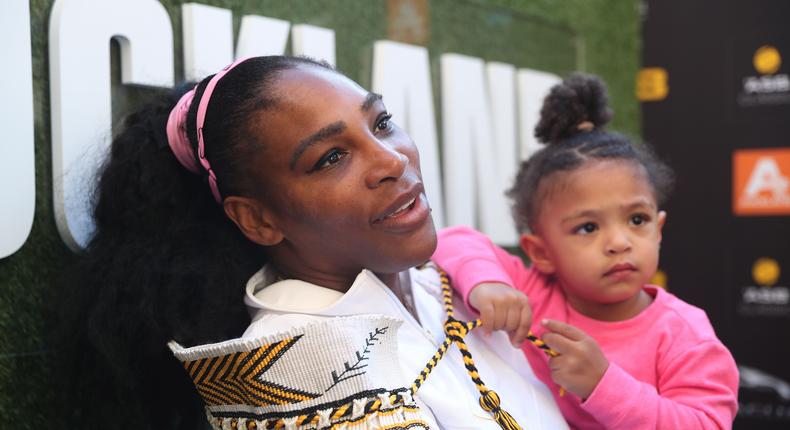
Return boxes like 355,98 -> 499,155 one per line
574,159 -> 649,180
540,159 -> 658,208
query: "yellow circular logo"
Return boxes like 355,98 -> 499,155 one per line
650,269 -> 668,290
752,257 -> 781,286
754,46 -> 782,75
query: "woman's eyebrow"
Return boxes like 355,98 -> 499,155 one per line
361,92 -> 382,112
289,121 -> 347,170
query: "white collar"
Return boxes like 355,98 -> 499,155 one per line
244,265 -> 396,315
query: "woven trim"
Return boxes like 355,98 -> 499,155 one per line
169,314 -> 396,362
170,314 -> 429,427
206,388 -> 428,430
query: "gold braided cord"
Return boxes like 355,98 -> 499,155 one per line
407,269 -> 522,430
408,267 -> 564,430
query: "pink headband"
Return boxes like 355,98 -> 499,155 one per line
165,57 -> 252,203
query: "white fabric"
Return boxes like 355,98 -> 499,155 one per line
170,315 -> 431,429
244,265 -> 569,430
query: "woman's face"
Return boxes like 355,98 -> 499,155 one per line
249,65 -> 436,279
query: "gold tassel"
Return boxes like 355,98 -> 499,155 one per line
479,389 -> 522,430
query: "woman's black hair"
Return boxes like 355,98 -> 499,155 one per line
508,73 -> 675,232
55,56 -> 332,429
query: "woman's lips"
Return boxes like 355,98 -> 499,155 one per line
372,192 -> 430,233
383,196 -> 416,219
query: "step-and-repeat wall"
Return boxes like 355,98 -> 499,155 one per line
642,1 -> 790,429
3,0 -> 614,427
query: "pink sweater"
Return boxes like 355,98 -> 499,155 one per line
433,226 -> 739,430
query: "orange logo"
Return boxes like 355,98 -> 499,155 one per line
733,148 -> 790,216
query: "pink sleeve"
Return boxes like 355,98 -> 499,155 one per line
432,225 -> 530,310
581,341 -> 738,430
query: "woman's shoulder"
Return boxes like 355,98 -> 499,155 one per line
170,314 -> 434,430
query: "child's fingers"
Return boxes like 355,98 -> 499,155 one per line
503,305 -> 522,334
510,305 -> 533,346
542,331 -> 575,355
491,302 -> 509,332
547,355 -> 566,371
478,303 -> 496,334
542,319 -> 587,341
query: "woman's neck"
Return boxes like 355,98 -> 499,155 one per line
271,263 -> 357,293
268,248 -> 420,319
378,270 -> 420,322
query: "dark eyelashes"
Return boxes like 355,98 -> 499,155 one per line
376,112 -> 393,132
308,148 -> 344,173
306,111 -> 392,174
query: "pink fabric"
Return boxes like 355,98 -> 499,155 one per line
166,90 -> 202,174
432,226 -> 739,430
165,57 -> 252,203
194,57 -> 251,203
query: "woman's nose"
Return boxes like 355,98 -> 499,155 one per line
365,140 -> 408,188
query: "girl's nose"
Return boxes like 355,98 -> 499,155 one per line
606,229 -> 632,255
365,140 -> 408,188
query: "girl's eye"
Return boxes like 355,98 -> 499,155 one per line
574,222 -> 598,235
375,113 -> 393,133
309,148 -> 347,172
630,214 -> 650,226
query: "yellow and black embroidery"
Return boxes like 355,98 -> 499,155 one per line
184,335 -> 321,407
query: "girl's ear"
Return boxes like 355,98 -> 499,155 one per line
657,210 -> 667,243
223,196 -> 284,246
520,233 -> 556,274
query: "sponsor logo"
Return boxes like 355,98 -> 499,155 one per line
636,67 -> 669,101
733,148 -> 790,216
739,257 -> 790,317
738,45 -> 790,106
649,269 -> 667,290
754,46 -> 782,75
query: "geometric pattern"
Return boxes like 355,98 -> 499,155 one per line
208,388 -> 428,430
182,335 -> 321,406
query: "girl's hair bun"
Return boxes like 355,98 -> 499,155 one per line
534,72 -> 613,144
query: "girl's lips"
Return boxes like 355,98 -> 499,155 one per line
603,262 -> 637,277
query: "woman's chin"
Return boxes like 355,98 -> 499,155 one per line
374,220 -> 437,274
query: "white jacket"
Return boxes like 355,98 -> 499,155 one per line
234,264 -> 568,430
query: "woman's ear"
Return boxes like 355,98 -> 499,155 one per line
520,233 -> 556,274
223,196 -> 284,246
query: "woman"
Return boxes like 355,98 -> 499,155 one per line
60,56 -> 566,429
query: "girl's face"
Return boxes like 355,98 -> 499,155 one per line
523,160 -> 666,319
245,65 -> 436,281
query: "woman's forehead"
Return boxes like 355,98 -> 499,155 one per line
249,66 -> 376,159
275,65 -> 368,104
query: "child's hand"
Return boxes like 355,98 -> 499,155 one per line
468,283 -> 532,346
541,319 -> 609,399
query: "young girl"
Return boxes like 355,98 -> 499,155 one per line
432,74 -> 738,430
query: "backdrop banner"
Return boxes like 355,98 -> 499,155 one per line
642,1 -> 790,428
